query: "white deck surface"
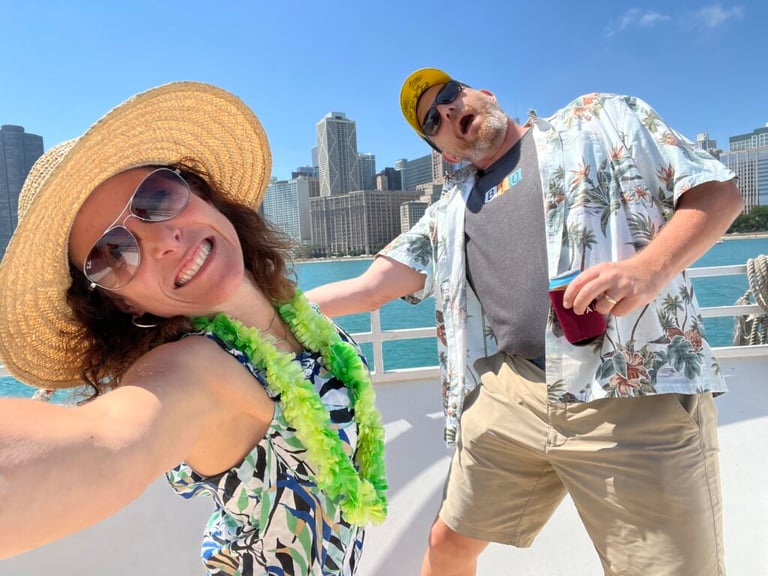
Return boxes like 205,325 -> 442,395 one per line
1,354 -> 766,575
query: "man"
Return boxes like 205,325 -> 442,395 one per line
306,68 -> 743,576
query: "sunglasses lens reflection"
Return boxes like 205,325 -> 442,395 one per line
132,170 -> 190,221
421,81 -> 463,137
437,82 -> 462,105
423,110 -> 440,137
85,226 -> 140,289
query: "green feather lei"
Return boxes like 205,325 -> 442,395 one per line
191,289 -> 387,526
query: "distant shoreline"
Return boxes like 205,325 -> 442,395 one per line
295,255 -> 374,265
722,232 -> 768,240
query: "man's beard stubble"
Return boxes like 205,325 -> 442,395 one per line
461,99 -> 509,165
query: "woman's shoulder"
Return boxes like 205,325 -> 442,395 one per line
123,334 -> 241,390
121,332 -> 273,419
146,332 -> 225,362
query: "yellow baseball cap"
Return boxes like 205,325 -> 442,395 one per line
399,67 -> 452,137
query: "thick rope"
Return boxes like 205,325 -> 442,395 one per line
733,254 -> 768,346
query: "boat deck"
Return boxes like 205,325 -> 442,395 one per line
1,352 -> 766,575
368,353 -> 768,575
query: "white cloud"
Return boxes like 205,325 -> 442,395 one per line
605,8 -> 670,37
695,4 -> 744,28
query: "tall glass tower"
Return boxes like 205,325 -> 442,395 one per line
263,175 -> 317,245
1,125 -> 44,258
359,153 -> 376,190
316,112 -> 362,196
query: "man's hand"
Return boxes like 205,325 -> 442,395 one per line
563,257 -> 665,317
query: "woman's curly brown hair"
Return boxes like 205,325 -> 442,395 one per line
66,161 -> 297,399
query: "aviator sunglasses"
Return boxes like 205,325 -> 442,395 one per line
83,168 -> 191,291
421,80 -> 465,138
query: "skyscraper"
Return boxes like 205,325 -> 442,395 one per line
431,149 -> 462,184
721,124 -> 768,212
400,200 -> 429,233
263,174 -> 318,247
1,125 -> 44,258
395,155 -> 433,191
359,153 -> 376,190
316,112 -> 362,196
694,132 -> 719,154
375,167 -> 402,191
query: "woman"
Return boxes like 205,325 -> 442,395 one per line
0,82 -> 386,575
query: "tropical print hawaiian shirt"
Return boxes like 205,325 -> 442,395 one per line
380,93 -> 736,444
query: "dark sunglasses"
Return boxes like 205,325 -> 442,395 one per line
83,168 -> 191,291
421,80 -> 465,138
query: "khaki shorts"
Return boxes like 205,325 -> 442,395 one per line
439,352 -> 725,576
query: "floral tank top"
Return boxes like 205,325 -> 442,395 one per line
166,328 -> 366,575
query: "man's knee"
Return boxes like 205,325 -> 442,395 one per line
428,518 -> 488,556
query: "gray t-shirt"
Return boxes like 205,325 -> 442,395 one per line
464,129 -> 548,360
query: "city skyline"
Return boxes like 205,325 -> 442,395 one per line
0,1 -> 764,183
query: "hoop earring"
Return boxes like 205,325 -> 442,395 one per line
132,313 -> 160,329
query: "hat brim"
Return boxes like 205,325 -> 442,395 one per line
399,68 -> 452,136
0,82 -> 271,389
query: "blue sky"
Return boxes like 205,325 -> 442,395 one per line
1,1 -> 763,181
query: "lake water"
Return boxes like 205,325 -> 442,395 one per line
2,237 -> 767,399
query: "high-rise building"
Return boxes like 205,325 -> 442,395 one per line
1,125 -> 44,258
395,152 -> 458,191
359,153 -> 376,190
430,149 -> 463,184
694,132 -> 718,152
311,146 -> 318,169
310,190 -> 421,255
728,125 -> 768,151
292,166 -> 318,179
400,201 -> 429,233
693,132 -> 721,159
263,175 -> 318,247
375,167 -> 402,191
721,124 -> 768,212
415,182 -> 443,204
316,112 -> 362,196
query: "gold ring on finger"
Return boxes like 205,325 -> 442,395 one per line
603,293 -> 618,306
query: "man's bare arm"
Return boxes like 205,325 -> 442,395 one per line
306,256 -> 426,317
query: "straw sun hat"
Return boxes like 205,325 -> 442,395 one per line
0,82 -> 271,389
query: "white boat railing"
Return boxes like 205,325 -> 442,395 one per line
1,263 -> 767,383
687,264 -> 768,359
353,262 -> 768,380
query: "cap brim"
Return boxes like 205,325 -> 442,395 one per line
399,68 -> 452,136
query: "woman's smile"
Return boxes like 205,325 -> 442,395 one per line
175,238 -> 213,287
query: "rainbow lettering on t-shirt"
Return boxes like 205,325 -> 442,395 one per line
485,167 -> 522,204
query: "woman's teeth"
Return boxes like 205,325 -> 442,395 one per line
175,239 -> 212,286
